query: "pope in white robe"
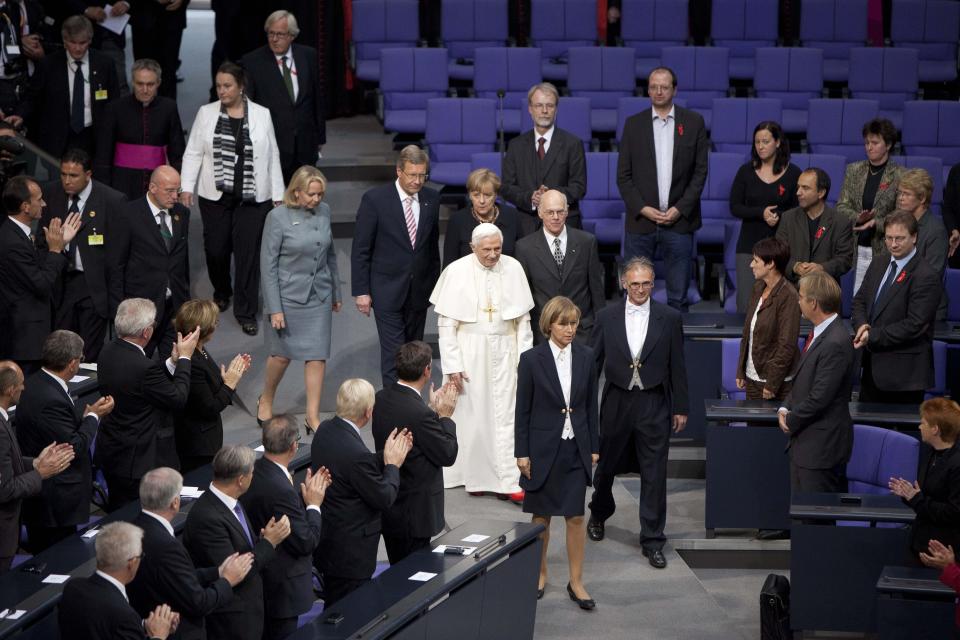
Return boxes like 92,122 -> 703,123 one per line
429,223 -> 534,497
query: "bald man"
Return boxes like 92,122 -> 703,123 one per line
107,165 -> 191,357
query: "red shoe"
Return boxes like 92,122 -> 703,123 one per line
507,490 -> 524,505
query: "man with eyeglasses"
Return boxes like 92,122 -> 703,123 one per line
852,209 -> 941,404
502,82 -> 586,235
586,256 -> 688,570
515,189 -> 606,345
617,67 -> 707,312
242,10 -> 325,185
352,145 -> 441,387
107,164 -> 190,358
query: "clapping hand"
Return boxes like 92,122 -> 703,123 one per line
143,604 -> 179,640
221,353 -> 252,389
262,515 -> 292,547
448,372 -> 469,393
888,476 -> 920,501
301,466 -> 332,507
84,395 -> 115,419
171,326 -> 202,360
428,382 -> 458,418
383,428 -> 413,467
217,552 -> 254,587
920,539 -> 956,570
34,442 -> 75,479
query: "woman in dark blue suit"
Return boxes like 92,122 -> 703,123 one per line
515,296 -> 599,610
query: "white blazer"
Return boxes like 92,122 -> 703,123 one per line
181,99 -> 285,203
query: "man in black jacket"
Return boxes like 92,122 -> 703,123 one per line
241,415 -> 330,640
129,467 -> 253,640
241,10 -> 325,184
16,330 -> 113,552
96,298 -> 199,511
372,342 -> 458,564
182,445 -> 291,640
312,378 -> 412,606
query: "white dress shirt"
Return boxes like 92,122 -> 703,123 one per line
875,247 -> 917,301
395,180 -> 421,229
275,50 -> 299,101
208,483 -> 243,527
533,125 -> 555,155
625,299 -> 650,358
145,195 -> 173,299
66,52 -> 93,128
270,458 -> 321,513
0,406 -> 8,422
142,509 -> 175,537
95,570 -> 129,602
543,225 -> 567,260
651,106 -> 676,211
806,312 -> 839,351
549,340 -> 575,440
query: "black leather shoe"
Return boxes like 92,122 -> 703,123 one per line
566,583 -> 595,610
586,518 -> 604,541
214,297 -> 230,312
241,322 -> 258,336
642,548 -> 667,569
756,529 -> 791,540
537,587 -> 544,600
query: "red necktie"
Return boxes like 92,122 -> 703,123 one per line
537,137 -> 546,161
802,329 -> 814,353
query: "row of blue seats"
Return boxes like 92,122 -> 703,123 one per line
351,0 -> 960,83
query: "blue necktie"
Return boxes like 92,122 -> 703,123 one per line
874,260 -> 898,304
71,60 -> 85,134
232,503 -> 255,548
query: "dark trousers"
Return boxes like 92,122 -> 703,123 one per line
56,271 -> 108,362
280,137 -> 318,186
383,534 -> 430,565
323,575 -> 369,608
859,356 -> 926,405
589,385 -> 671,551
103,474 -> 140,513
24,523 -> 74,554
790,459 -> 847,524
623,228 -> 694,312
373,304 -> 428,387
145,295 -> 176,360
263,616 -> 298,640
131,17 -> 185,100
198,196 -> 270,323
0,556 -> 11,575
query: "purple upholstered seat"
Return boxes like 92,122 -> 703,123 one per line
799,0 -> 869,82
351,0 -> 420,83
753,47 -> 824,134
710,98 -> 782,155
473,47 -> 543,134
568,47 -> 638,134
710,0 -> 779,80
581,152 -> 623,247
847,47 -> 919,131
806,99 -> 880,163
425,98 -> 496,186
847,424 -> 918,495
530,0 -> 598,81
901,101 -> 960,166
380,48 -> 449,134
661,46 -> 730,130
890,0 -> 960,83
620,0 -> 690,79
442,0 -> 509,81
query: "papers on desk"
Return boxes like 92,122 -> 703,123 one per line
41,574 -> 70,584
101,5 -> 130,35
408,571 -> 437,582
254,445 -> 265,452
432,545 -> 476,556
0,610 -> 26,619
79,362 -> 97,372
69,375 -> 90,383
180,486 -> 204,499
82,529 -> 100,538
461,534 -> 489,543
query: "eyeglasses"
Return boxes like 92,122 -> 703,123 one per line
530,102 -> 557,111
648,84 -> 673,93
626,281 -> 655,290
267,31 -> 292,40
541,209 -> 567,218
884,234 -> 910,244
401,170 -> 429,181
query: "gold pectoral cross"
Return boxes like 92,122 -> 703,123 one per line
482,299 -> 497,322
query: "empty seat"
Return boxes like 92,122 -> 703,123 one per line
721,220 -> 741,312
620,0 -> 691,79
847,47 -> 919,130
946,269 -> 960,321
799,0 -> 869,82
470,151 -> 503,177
567,47 -> 638,134
720,338 -> 747,400
901,101 -> 960,166
473,47 -> 543,134
441,0 -> 509,81
710,98 -> 782,155
530,0 -> 598,81
661,46 -> 730,130
426,98 -> 497,186
519,96 -> 593,150
581,152 -> 623,247
700,151 -> 746,246
928,340 -> 947,398
379,48 -> 449,134
753,47 -> 824,134
847,424 -> 918,495
351,0 -> 420,83
806,98 -> 881,163
890,0 -> 960,83
790,153 -> 847,205
710,0 -> 779,80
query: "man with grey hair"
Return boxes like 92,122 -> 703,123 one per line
96,298 -> 200,511
502,82 -> 587,234
16,330 -> 114,552
0,360 -> 74,574
241,415 -> 331,639
352,145 -> 442,386
183,445 -> 291,640
242,10 -> 326,184
129,467 -> 254,640
429,223 -> 534,502
59,521 -> 180,640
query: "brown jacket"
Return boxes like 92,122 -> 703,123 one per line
737,277 -> 802,395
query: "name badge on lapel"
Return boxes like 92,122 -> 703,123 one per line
95,89 -> 109,101
88,227 -> 104,246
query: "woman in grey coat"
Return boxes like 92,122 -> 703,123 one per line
258,166 -> 341,433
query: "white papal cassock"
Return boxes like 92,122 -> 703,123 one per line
429,253 -> 534,494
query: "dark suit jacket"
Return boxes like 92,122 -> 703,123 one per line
851,251 -> 941,391
783,317 -> 855,470
906,443 -> 960,555
944,162 -> 960,235
514,341 -> 599,492
616,105 -> 708,235
107,196 -> 190,316
58,572 -> 152,640
0,217 -> 67,361
515,226 -> 606,343
127,511 -> 233,640
311,417 -> 399,579
37,179 -> 126,319
736,277 -> 801,396
182,490 -> 278,640
241,44 -> 326,164
350,184 -> 440,311
15,370 -> 98,527
0,413 -> 41,559
590,298 -> 689,415
501,127 -> 587,220
27,49 -> 119,158
174,351 -> 233,461
371,384 -> 457,539
95,339 -> 191,480
775,204 -> 855,283
239,457 -> 322,619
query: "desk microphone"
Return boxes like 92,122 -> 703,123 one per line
497,89 -> 506,161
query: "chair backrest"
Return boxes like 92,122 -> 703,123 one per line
582,152 -> 623,221
901,101 -> 960,165
754,47 -> 824,94
800,0 -> 869,46
426,98 -> 496,159
927,340 -> 947,397
567,46 -> 638,93
473,47 -> 543,94
519,96 -> 593,144
711,0 -> 779,44
848,47 -> 919,95
379,47 -> 450,93
806,99 -> 881,162
847,424 -> 919,494
710,98 -> 783,146
947,269 -> 960,321
530,0 -> 598,58
891,0 -> 960,46
621,0 -> 690,51
661,46 -> 731,92
470,151 -> 503,177
720,338 -> 746,399
702,152 -> 746,221
441,0 -> 509,58
790,153 -> 846,204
